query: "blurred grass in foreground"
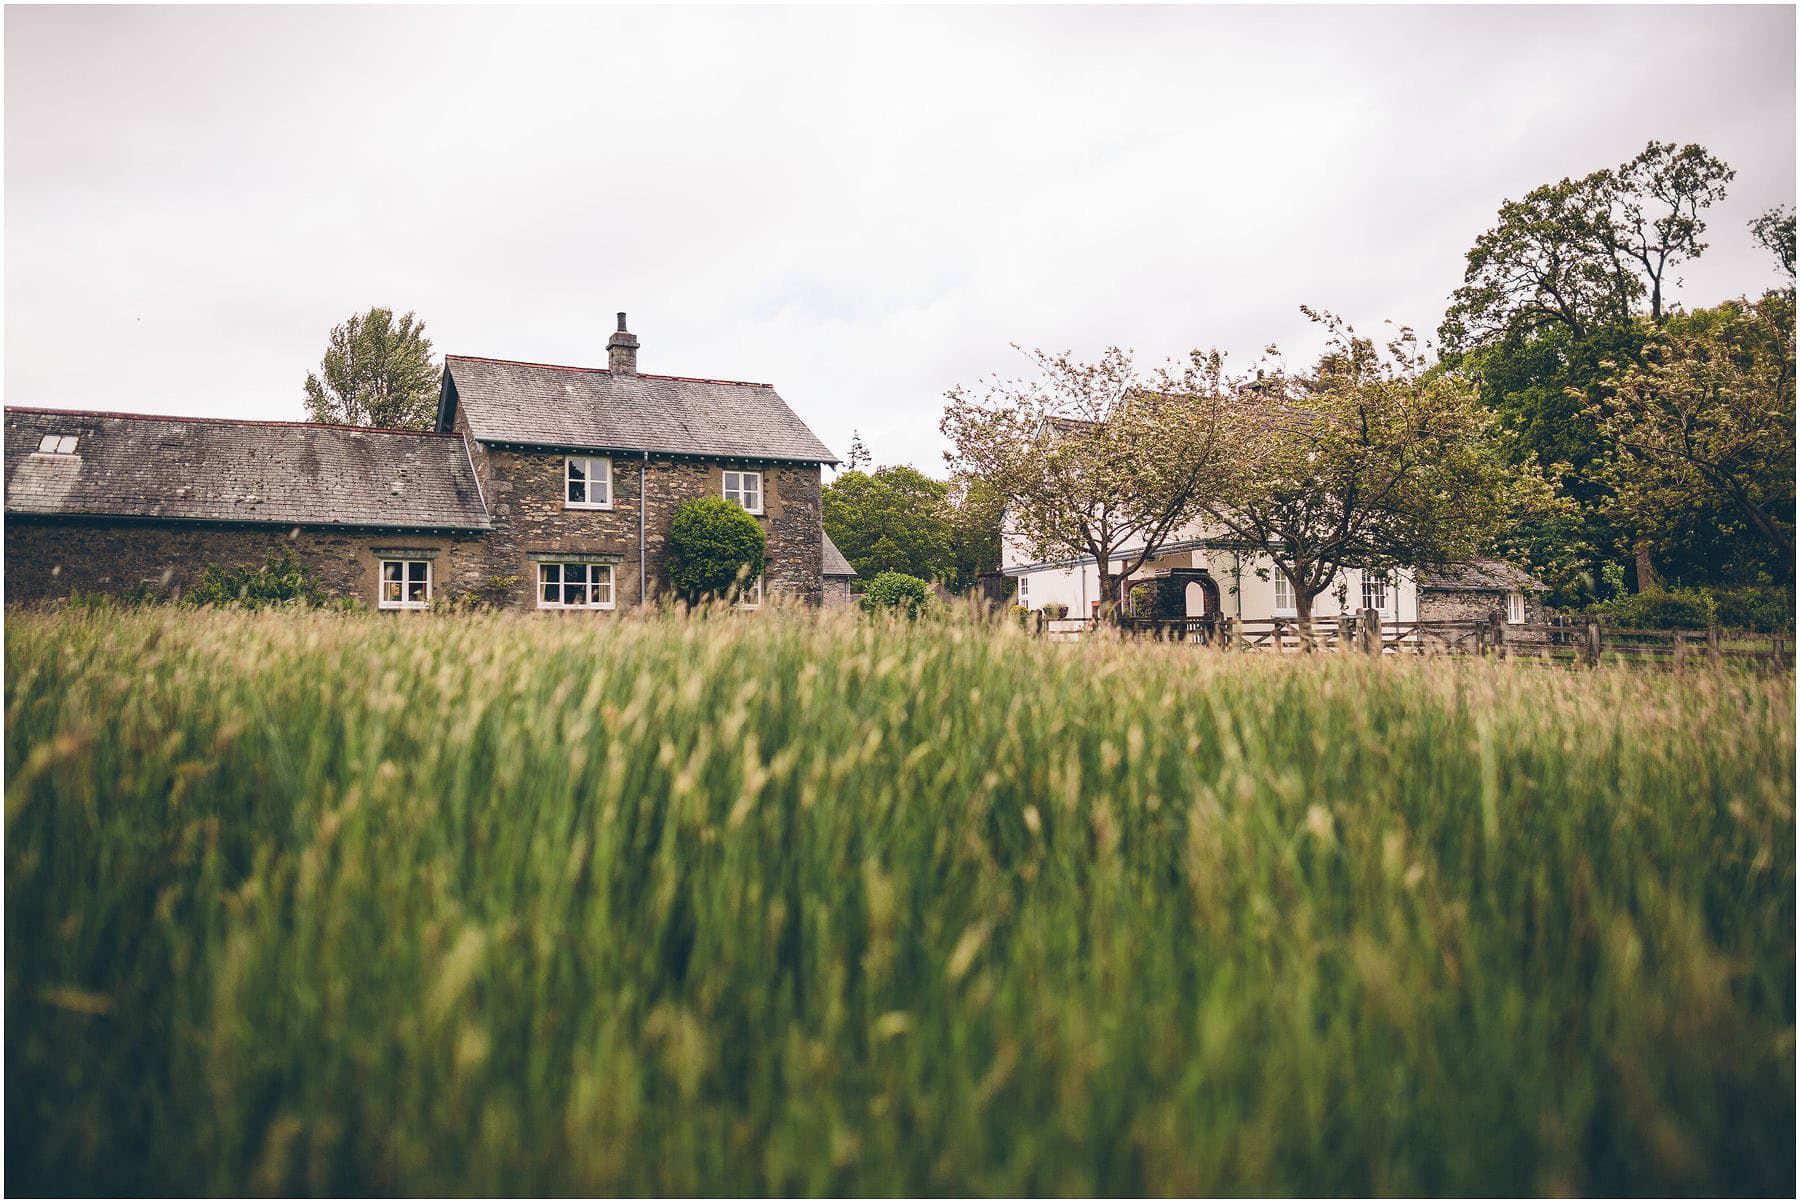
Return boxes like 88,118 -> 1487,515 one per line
4,605 -> 1793,1195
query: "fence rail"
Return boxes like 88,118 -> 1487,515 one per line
1043,610 -> 1793,669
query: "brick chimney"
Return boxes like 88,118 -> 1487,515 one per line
607,312 -> 640,375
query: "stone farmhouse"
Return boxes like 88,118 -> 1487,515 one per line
4,315 -> 856,610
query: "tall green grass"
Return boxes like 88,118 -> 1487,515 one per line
5,606 -> 1793,1195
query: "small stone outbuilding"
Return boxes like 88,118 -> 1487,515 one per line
1416,559 -> 1550,626
821,532 -> 856,606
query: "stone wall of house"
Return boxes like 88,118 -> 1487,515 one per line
2,519 -> 488,607
440,413 -> 824,608
822,577 -> 854,606
1419,587 -> 1550,625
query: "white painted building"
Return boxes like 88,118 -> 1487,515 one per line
1003,520 -> 1419,624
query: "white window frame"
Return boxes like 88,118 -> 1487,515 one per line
564,456 -> 613,510
1506,589 -> 1526,624
1017,575 -> 1030,607
1271,571 -> 1295,615
379,559 -> 431,610
737,574 -> 763,609
1362,571 -> 1389,612
722,469 -> 763,515
537,561 -> 616,610
37,434 -> 78,454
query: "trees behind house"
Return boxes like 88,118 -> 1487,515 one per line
1595,292 -> 1796,583
1441,140 -> 1734,350
822,465 -> 954,583
1434,139 -> 1796,601
304,307 -> 440,430
1206,310 -> 1520,625
821,456 -> 1005,593
941,345 -> 1239,621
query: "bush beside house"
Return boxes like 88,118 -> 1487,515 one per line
667,497 -> 767,604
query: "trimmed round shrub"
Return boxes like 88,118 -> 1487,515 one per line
859,571 -> 931,619
667,496 -> 766,603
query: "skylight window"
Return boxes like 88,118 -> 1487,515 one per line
37,435 -> 78,454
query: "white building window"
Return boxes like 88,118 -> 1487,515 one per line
738,575 -> 763,609
722,470 -> 762,514
36,434 -> 78,454
1506,589 -> 1525,624
565,457 -> 612,509
538,562 -> 615,609
1017,575 -> 1030,607
1272,572 -> 1295,614
1362,571 -> 1389,612
379,560 -> 430,610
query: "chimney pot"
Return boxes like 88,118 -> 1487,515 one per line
607,311 -> 640,375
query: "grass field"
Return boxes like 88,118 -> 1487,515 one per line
5,605 -> 1794,1195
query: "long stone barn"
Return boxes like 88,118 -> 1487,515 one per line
4,315 -> 857,610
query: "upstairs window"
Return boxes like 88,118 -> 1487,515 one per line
1272,572 -> 1295,614
538,562 -> 615,609
1362,571 -> 1389,612
36,434 -> 78,454
723,470 -> 762,514
380,560 -> 430,610
565,456 -> 612,509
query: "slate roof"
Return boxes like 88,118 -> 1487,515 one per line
822,531 -> 855,578
4,407 -> 490,530
443,355 -> 837,464
1416,559 -> 1547,592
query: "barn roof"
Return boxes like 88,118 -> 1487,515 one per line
4,407 -> 490,530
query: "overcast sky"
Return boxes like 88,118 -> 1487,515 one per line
6,5 -> 1794,472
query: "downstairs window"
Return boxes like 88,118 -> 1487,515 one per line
538,562 -> 615,609
380,559 -> 431,610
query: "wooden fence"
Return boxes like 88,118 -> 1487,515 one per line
1039,610 -> 1793,669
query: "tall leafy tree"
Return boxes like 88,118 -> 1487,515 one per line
1210,310 -> 1522,627
303,307 -> 440,430
1440,140 -> 1737,595
942,346 -> 1238,621
1610,141 -> 1735,323
822,465 -> 954,583
1594,293 -> 1796,583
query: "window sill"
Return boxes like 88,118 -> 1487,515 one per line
563,502 -> 614,511
537,603 -> 617,611
379,602 -> 429,611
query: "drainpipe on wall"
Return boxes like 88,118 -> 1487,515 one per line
640,451 -> 649,607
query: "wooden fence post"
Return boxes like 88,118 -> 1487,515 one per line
1673,628 -> 1687,671
1337,614 -> 1354,654
1583,620 -> 1602,668
1706,624 -> 1721,667
1360,607 -> 1381,656
1491,614 -> 1508,661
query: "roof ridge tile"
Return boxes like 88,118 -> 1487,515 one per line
4,405 -> 459,438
